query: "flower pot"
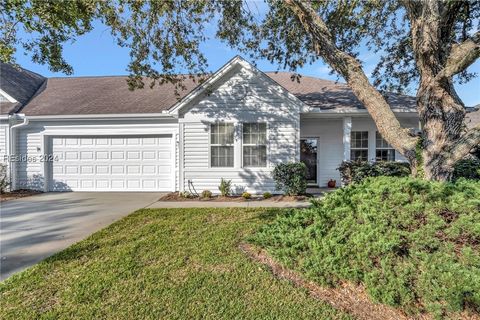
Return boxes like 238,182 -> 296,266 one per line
327,179 -> 336,188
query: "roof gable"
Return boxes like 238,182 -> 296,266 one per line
168,56 -> 308,116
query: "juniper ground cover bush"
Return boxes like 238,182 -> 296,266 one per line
250,176 -> 480,317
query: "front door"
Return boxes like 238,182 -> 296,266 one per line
300,138 -> 318,185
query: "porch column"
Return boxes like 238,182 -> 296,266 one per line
342,117 -> 352,161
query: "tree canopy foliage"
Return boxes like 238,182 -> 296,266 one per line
2,0 -> 478,92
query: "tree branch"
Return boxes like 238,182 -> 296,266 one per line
283,0 -> 418,158
436,31 -> 480,81
446,126 -> 480,166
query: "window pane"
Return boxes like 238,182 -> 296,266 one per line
243,123 -> 266,145
351,149 -> 368,161
243,146 -> 267,167
376,149 -> 395,161
376,131 -> 392,149
211,123 -> 234,145
211,146 -> 234,167
224,124 -> 234,144
351,131 -> 368,149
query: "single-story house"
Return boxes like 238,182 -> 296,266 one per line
0,56 -> 477,193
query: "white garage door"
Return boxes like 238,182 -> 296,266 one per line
50,135 -> 174,191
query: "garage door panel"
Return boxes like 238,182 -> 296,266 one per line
50,135 -> 173,191
96,166 -> 109,174
143,165 -> 156,174
112,180 -> 124,188
65,138 -> 78,146
111,151 -> 124,160
80,138 -> 94,145
65,152 -> 78,160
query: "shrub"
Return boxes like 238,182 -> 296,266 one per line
242,192 -> 251,199
250,177 -> 480,317
337,160 -> 410,185
452,158 -> 480,181
218,178 -> 232,197
263,192 -> 272,199
272,162 -> 307,196
0,163 -> 8,194
179,191 -> 193,199
201,190 -> 212,198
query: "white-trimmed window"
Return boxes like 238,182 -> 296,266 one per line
350,131 -> 369,161
376,131 -> 395,161
243,123 -> 267,167
210,123 -> 234,167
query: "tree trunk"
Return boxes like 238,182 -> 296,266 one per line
284,0 -> 480,181
408,1 -> 469,181
415,75 -> 467,181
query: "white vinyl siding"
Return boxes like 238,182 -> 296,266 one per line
15,126 -> 43,190
0,121 -> 8,191
0,122 -> 8,162
181,65 -> 301,194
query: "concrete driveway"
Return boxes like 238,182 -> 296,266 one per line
0,192 -> 163,281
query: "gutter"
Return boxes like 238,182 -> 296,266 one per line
25,112 -> 175,121
8,114 -> 29,190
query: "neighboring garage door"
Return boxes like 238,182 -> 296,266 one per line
50,135 -> 174,191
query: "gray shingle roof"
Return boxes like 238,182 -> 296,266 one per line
18,72 -> 418,116
0,63 -> 46,114
22,76 -> 202,116
466,107 -> 480,128
267,73 -> 417,113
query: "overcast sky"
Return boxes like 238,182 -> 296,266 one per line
13,19 -> 480,107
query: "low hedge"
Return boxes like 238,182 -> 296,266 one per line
250,177 -> 480,317
337,160 -> 410,185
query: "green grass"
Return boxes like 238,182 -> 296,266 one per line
250,177 -> 480,317
0,208 -> 350,320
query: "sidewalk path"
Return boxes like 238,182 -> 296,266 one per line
146,200 -> 312,209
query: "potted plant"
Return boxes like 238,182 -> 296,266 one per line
327,179 -> 336,188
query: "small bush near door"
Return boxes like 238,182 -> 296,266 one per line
201,190 -> 213,199
242,192 -> 251,199
272,162 -> 308,196
337,160 -> 410,185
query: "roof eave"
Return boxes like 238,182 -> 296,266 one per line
25,112 -> 176,121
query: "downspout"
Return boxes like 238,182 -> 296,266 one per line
9,114 -> 29,190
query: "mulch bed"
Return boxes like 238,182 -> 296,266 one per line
239,243 -> 480,320
0,189 -> 43,202
158,192 -> 309,202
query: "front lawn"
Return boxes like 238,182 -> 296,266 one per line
251,177 -> 480,318
0,208 -> 349,319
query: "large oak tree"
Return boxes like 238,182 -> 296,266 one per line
1,0 -> 479,181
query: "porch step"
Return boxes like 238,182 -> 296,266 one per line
306,187 -> 337,196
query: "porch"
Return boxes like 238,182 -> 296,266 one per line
299,114 -> 416,187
